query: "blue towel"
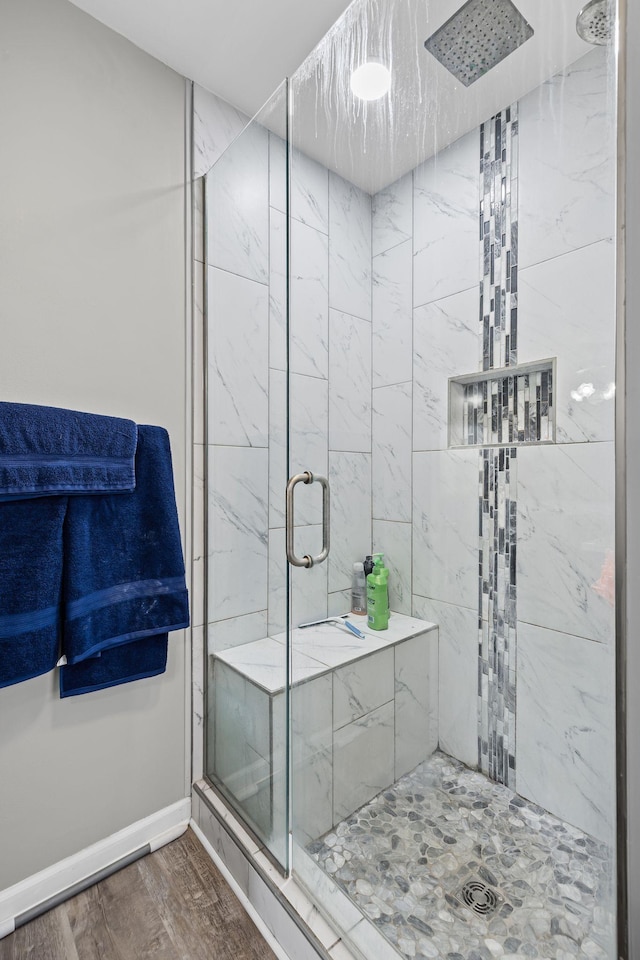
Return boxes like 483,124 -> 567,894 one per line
0,401 -> 137,500
59,424 -> 189,697
58,635 -> 169,697
0,497 -> 66,688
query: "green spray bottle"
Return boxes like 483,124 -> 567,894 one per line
367,553 -> 389,630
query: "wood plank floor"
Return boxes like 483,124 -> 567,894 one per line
0,828 -> 279,960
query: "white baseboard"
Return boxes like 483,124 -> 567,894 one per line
0,797 -> 191,938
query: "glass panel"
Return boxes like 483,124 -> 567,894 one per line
203,80 -> 290,870
289,0 -> 619,956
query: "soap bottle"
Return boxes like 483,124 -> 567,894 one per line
367,553 -> 389,630
351,562 -> 367,616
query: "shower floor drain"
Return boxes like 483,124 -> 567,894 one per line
454,877 -> 505,917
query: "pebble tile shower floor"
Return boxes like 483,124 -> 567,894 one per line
308,753 -> 614,960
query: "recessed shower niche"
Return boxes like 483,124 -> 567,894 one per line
448,358 -> 556,447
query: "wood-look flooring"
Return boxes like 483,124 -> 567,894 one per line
0,828 -> 278,960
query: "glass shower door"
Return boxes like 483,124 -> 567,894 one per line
286,0 -> 619,958
204,81 -> 290,869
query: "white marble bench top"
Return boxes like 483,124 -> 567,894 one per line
213,612 -> 437,694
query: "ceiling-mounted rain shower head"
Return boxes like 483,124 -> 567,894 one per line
576,0 -> 614,45
424,0 -> 534,87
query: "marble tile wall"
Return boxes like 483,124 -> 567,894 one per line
196,43 -> 617,844
372,46 -> 616,839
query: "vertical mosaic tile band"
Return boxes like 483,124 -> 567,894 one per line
479,446 -> 517,786
480,105 -> 518,371
478,105 -> 518,787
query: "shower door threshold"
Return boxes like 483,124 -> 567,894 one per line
192,779 -> 399,960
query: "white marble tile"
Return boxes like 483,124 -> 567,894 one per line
291,674 -> 333,843
291,524 -> 329,629
193,85 -> 248,178
394,631 -> 439,779
516,621 -> 615,843
328,452 -> 372,594
518,239 -> 615,443
193,794 -> 252,897
328,589 -> 352,618
192,441 -> 205,566
269,207 -> 287,373
208,266 -> 269,447
191,623 -> 205,782
191,554 -> 205,631
247,868 -> 325,960
290,220 -> 329,379
517,442 -> 615,644
193,261 -> 205,445
208,445 -> 268,621
279,879 -> 341,953
413,449 -> 479,610
346,917 -> 405,960
193,175 -> 204,264
329,171 -> 372,321
333,701 -> 394,822
268,527 -> 287,637
292,673 -> 333,761
208,610 -> 268,653
269,133 -> 287,214
210,660 -> 271,793
283,623 -> 391,669
329,310 -> 371,453
206,120 -> 269,283
333,647 -> 394,730
413,128 -> 479,308
291,843 -> 363,936
372,171 -> 412,257
372,382 -> 411,522
329,940 -> 360,960
519,47 -> 616,270
372,239 -> 413,389
373,520 -> 411,615
291,148 -> 329,233
412,595 -> 478,769
290,375 -> 329,527
214,637 -> 324,695
269,369 -> 287,528
413,286 -> 480,452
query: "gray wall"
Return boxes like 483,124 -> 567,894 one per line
0,0 -> 189,888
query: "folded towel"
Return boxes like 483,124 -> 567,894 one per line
59,424 -> 189,697
58,634 -> 168,697
0,497 -> 66,688
0,401 -> 137,500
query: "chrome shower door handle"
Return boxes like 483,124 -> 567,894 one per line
285,471 -> 330,568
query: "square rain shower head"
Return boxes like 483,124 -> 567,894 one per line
424,0 -> 534,87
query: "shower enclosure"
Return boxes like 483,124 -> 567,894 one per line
201,0 -> 620,956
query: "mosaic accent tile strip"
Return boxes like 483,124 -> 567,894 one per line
309,752 -> 615,960
480,105 -> 518,371
479,446 -> 517,787
478,105 -> 519,786
463,367 -> 554,446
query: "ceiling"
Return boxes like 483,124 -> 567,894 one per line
68,0 -> 607,194
66,0 -> 353,119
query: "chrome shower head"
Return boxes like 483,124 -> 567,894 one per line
576,0 -> 614,45
424,0 -> 534,87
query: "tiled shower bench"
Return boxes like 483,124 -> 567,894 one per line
208,613 -> 438,848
